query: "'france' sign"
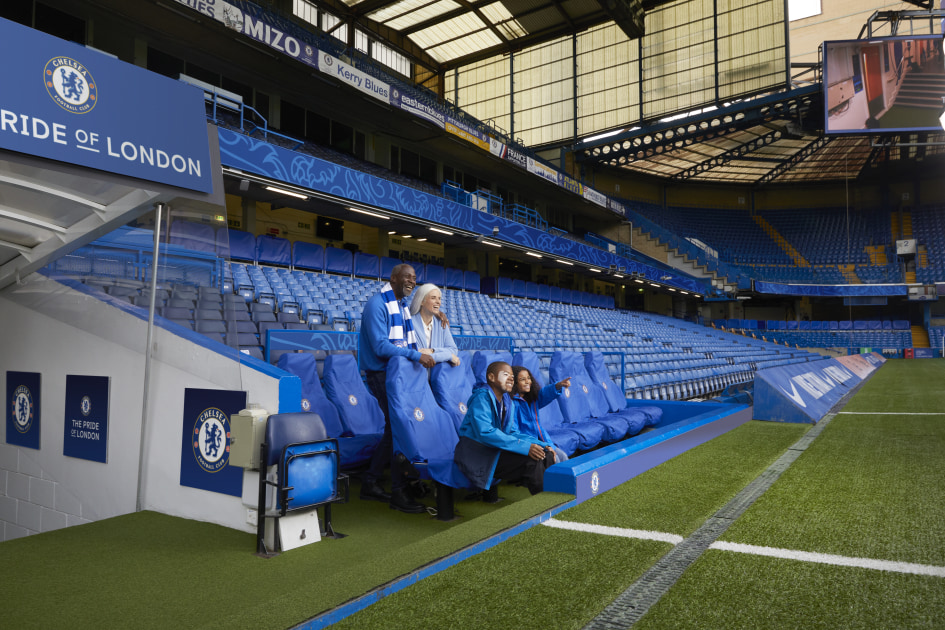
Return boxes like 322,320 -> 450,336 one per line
0,17 -> 213,193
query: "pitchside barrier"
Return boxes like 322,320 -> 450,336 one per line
753,352 -> 886,424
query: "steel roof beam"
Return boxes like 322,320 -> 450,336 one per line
670,129 -> 784,181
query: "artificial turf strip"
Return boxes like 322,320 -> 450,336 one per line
558,420 -> 809,536
0,489 -> 567,630
633,549 -> 945,630
721,362 -> 945,565
329,526 -> 673,630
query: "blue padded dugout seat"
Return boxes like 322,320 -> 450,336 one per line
584,352 -> 660,430
321,354 -> 386,437
255,412 -> 349,554
277,353 -> 379,468
549,351 -> 631,444
354,252 -> 379,278
510,351 -> 582,456
387,356 -> 473,519
471,350 -> 513,386
227,229 -> 256,262
429,351 -> 474,431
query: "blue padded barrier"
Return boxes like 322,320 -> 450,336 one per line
354,252 -> 379,278
424,264 -> 445,287
322,354 -> 385,436
228,229 -> 256,262
429,351 -> 474,431
463,271 -> 480,292
386,356 -> 472,490
325,247 -> 353,275
293,242 -> 324,271
445,267 -> 464,289
549,286 -> 561,302
525,282 -> 538,300
256,235 -> 290,267
511,279 -> 526,297
893,320 -> 910,330
276,353 -> 379,468
538,284 -> 550,301
381,256 -> 402,279
839,320 -> 852,330
497,276 -> 513,295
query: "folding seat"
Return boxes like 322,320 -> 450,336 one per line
194,308 -> 222,321
166,298 -> 195,310
277,311 -> 300,324
227,320 -> 258,335
255,412 -> 348,554
386,357 -> 478,519
196,319 -> 227,335
161,306 -> 192,320
166,318 -> 194,331
276,353 -> 380,469
322,354 -> 386,440
471,350 -> 513,385
239,346 -> 265,361
228,332 -> 260,348
252,310 -> 277,324
223,307 -> 251,322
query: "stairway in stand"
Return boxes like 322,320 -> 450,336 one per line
838,263 -> 860,283
911,325 -> 930,349
752,215 -> 809,267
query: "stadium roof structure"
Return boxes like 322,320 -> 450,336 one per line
573,85 -> 945,186
327,0 -> 675,69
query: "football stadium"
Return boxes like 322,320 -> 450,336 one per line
1,0 -> 944,627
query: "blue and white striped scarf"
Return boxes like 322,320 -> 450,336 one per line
381,283 -> 417,349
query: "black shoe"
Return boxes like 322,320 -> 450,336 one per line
389,488 -> 426,514
360,482 -> 391,502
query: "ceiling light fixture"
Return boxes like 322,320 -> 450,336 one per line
349,207 -> 389,219
526,252 -> 542,258
481,240 -> 502,247
555,259 -> 574,265
264,185 -> 307,200
430,227 -> 453,236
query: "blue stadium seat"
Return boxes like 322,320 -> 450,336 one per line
429,351 -> 474,431
255,412 -> 348,554
277,353 -> 380,469
322,354 -> 386,437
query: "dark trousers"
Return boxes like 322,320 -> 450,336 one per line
363,369 -> 403,491
492,450 -> 552,495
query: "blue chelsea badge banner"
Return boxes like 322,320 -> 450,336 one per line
7,371 -> 41,450
63,374 -> 110,462
0,17 -> 213,193
180,388 -> 246,497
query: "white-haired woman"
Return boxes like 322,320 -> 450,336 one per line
410,283 -> 460,366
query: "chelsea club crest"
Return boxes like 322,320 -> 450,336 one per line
11,385 -> 34,433
80,395 -> 92,416
44,57 -> 97,114
590,471 -> 600,495
413,407 -> 424,421
192,408 -> 231,473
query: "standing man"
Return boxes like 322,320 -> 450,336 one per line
359,264 -> 435,513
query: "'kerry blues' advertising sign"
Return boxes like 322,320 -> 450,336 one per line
0,17 -> 213,193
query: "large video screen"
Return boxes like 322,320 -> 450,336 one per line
823,35 -> 944,134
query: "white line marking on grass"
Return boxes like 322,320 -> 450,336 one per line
710,541 -> 945,578
837,412 -> 945,415
542,518 -> 684,545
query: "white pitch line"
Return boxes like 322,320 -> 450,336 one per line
837,412 -> 945,415
710,541 -> 945,578
543,519 -> 945,578
542,518 -> 684,545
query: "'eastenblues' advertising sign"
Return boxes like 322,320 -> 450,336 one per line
0,17 -> 213,193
